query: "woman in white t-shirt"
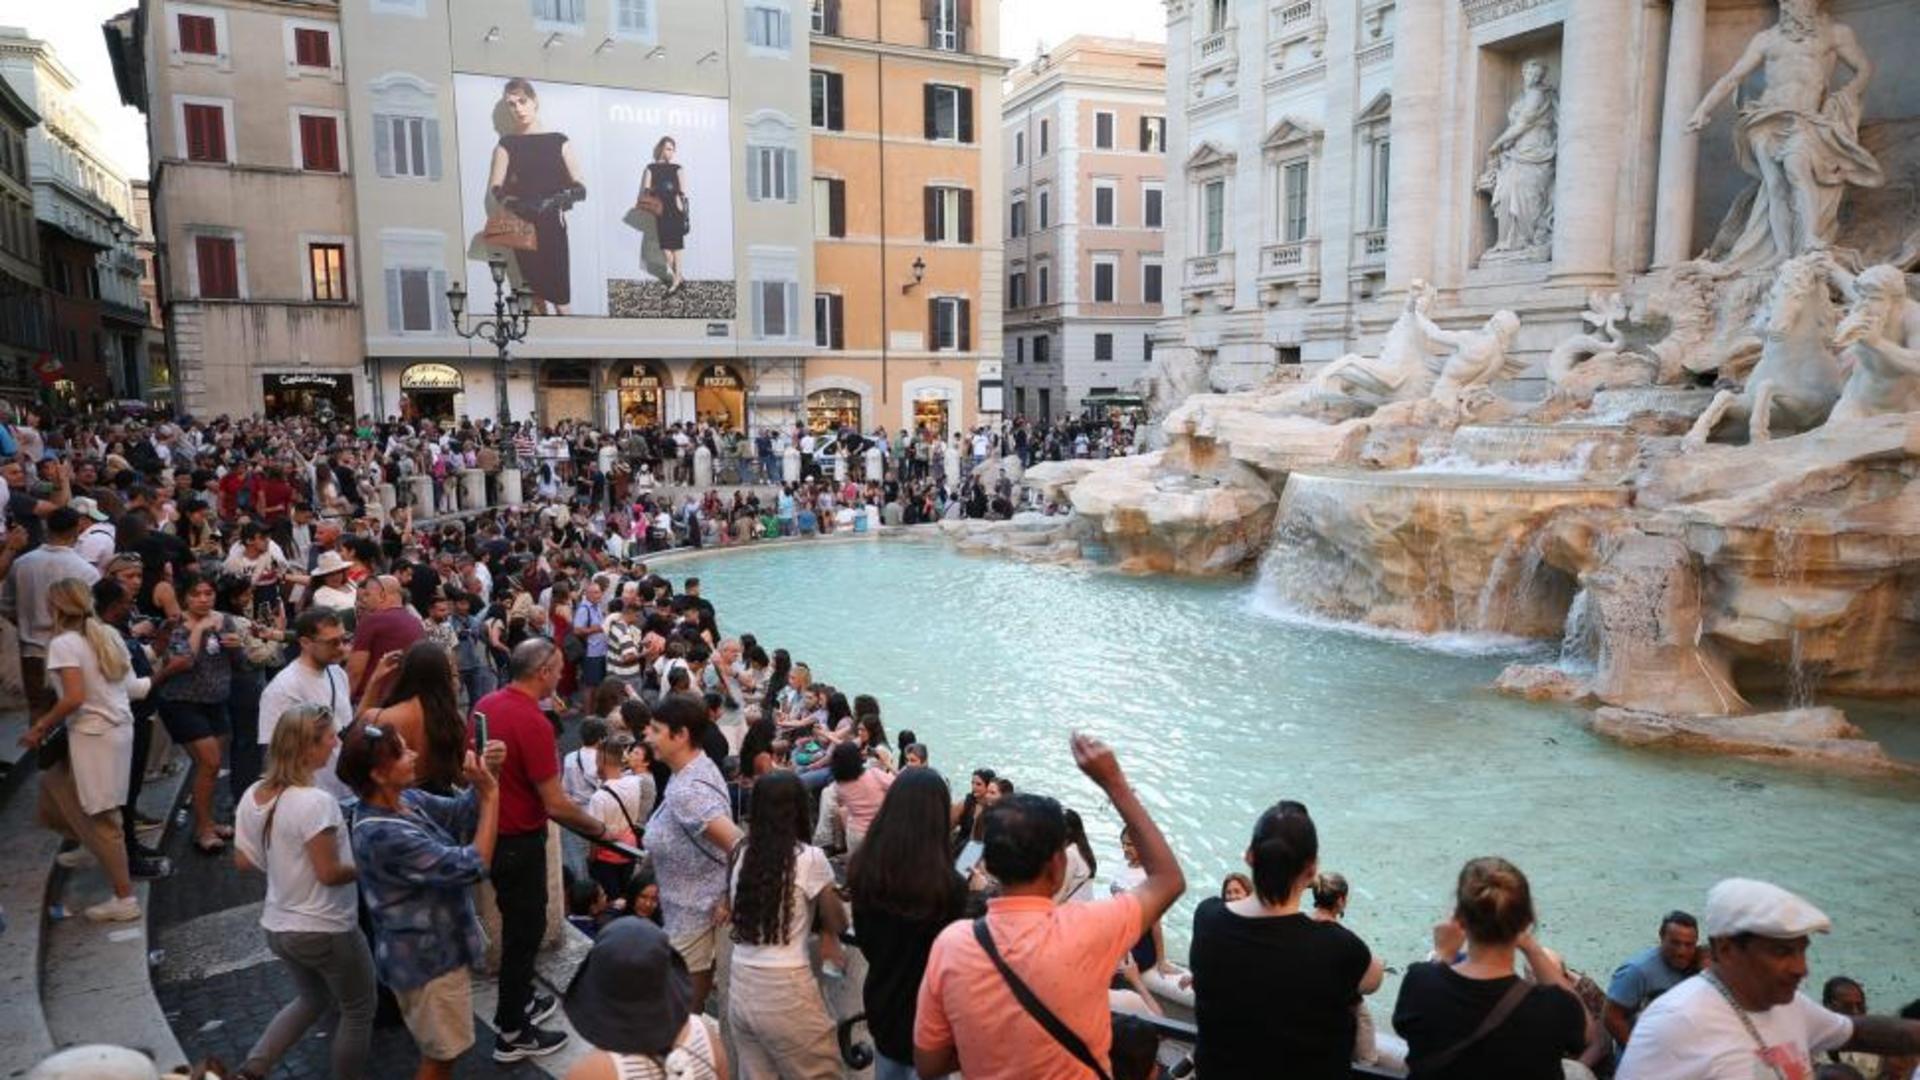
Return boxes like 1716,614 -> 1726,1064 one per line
585,735 -> 656,900
22,578 -> 147,922
725,772 -> 848,1080
232,703 -> 374,1080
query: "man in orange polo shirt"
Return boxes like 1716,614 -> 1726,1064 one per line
915,733 -> 1186,1079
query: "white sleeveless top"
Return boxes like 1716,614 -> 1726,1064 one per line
607,1018 -> 720,1080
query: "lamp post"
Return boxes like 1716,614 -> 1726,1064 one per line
446,253 -> 532,461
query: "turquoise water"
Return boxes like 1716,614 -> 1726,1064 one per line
667,540 -> 1920,1008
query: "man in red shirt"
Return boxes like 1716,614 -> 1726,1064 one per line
346,575 -> 422,703
217,460 -> 258,521
473,637 -> 611,1063
915,734 -> 1186,1080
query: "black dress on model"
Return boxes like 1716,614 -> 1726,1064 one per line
644,162 -> 688,252
497,131 -> 574,307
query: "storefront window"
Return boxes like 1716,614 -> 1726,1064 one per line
616,362 -> 667,429
805,388 -> 861,433
912,393 -> 950,437
693,363 -> 746,431
263,373 -> 354,421
399,362 -> 464,423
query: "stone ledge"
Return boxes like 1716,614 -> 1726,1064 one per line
1587,707 -> 1919,778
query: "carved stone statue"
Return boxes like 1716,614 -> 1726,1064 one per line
1683,253 -> 1845,449
1688,0 -> 1883,272
1418,309 -> 1527,406
1547,264 -> 1729,402
1828,265 -> 1920,423
1478,59 -> 1557,265
1140,345 -> 1216,419
1300,280 -> 1445,407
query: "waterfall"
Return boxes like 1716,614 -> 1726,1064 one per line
1558,588 -> 1597,671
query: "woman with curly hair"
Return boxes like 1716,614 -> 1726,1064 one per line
725,770 -> 847,1079
357,640 -> 467,796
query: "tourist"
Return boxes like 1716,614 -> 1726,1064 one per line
726,771 -> 847,1079
1310,872 -> 1399,1069
847,767 -> 967,1080
1821,977 -> 1883,1077
230,704 -> 373,1080
561,916 -> 727,1080
92,577 -> 180,879
340,722 -> 501,1079
473,638 -> 612,1061
914,733 -> 1186,1079
1189,804 -> 1381,1078
829,740 -> 894,852
1604,911 -> 1704,1050
154,569 -> 238,854
643,692 -> 742,1013
573,578 -> 608,693
346,574 -> 422,703
1113,824 -> 1194,1009
1221,873 -> 1252,901
214,573 -> 282,798
564,716 -> 611,808
0,507 -> 98,721
358,640 -> 468,795
604,597 -> 646,693
1616,878 -> 1920,1079
19,578 -> 142,921
1391,856 -> 1589,1079
950,767 -> 996,857
1053,808 -> 1096,905
585,732 -> 653,899
256,608 -> 353,798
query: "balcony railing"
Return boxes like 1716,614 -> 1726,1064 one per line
1260,237 -> 1320,282
1185,253 -> 1234,291
1354,228 -> 1388,268
1278,1 -> 1315,27
1196,30 -> 1232,63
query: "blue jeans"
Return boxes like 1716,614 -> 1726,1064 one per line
798,766 -> 833,792
579,655 -> 606,689
873,1053 -> 918,1080
461,666 -> 497,707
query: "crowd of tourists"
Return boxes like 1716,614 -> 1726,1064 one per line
3,401 -> 1918,1080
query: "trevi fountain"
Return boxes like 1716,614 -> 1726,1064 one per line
948,0 -> 1920,778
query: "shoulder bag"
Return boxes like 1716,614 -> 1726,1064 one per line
971,917 -> 1117,1080
483,208 -> 538,253
1416,975 -> 1535,1076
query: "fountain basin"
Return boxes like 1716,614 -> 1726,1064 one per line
1259,470 -> 1633,636
1414,423 -> 1640,480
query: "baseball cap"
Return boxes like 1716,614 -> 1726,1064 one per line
1704,878 -> 1832,939
70,496 -> 109,522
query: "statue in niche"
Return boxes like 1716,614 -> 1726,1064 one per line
1477,59 -> 1558,265
1827,265 -> 1920,423
1688,0 -> 1883,272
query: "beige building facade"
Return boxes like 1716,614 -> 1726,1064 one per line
338,0 -> 817,432
108,0 -> 365,420
1002,36 -> 1164,421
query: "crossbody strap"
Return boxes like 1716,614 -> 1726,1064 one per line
1419,975 -> 1534,1075
971,918 -> 1112,1080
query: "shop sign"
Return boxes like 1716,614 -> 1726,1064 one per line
915,386 -> 951,401
401,362 -> 464,390
618,369 -> 662,390
697,365 -> 742,389
268,373 -> 348,390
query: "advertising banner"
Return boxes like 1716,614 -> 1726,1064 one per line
453,74 -> 736,320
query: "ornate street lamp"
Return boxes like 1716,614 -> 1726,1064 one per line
447,253 -> 533,462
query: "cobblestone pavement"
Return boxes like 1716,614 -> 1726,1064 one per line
149,759 -> 549,1077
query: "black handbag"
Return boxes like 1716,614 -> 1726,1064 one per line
36,724 -> 69,770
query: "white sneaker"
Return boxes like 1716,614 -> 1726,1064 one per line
55,847 -> 95,869
83,895 -> 141,923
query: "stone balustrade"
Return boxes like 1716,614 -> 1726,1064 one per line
1185,253 -> 1234,292
1353,228 -> 1388,268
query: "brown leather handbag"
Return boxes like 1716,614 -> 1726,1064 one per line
636,193 -> 665,217
483,208 -> 538,252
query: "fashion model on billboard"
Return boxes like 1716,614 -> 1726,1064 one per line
483,77 -> 586,314
635,136 -> 690,296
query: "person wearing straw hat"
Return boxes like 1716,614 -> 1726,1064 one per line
562,916 -> 727,1080
1617,878 -> 1920,1080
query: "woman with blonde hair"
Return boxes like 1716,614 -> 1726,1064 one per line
230,703 -> 372,1080
19,577 -> 145,921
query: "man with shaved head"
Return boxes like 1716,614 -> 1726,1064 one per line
346,572 -> 423,703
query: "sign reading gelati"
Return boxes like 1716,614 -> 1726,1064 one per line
401,362 -> 464,391
696,365 -> 742,389
618,367 -> 662,390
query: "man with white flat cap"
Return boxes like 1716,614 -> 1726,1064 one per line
1618,878 -> 1920,1080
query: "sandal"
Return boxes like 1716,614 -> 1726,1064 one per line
194,834 -> 227,855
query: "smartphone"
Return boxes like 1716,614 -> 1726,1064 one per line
472,711 -> 489,757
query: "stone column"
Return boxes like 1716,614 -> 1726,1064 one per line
1550,0 -> 1635,282
408,476 -> 434,515
1383,0 -> 1444,292
1653,0 -> 1708,267
459,469 -> 486,511
498,467 -> 523,507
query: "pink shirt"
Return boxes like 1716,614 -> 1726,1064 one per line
834,768 -> 894,836
915,892 -> 1143,1079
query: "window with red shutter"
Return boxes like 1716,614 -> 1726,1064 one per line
178,14 -> 217,55
195,236 -> 238,299
183,104 -> 227,163
299,114 -> 340,172
293,28 -> 331,68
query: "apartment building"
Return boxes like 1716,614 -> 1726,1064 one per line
0,68 -> 49,407
3,26 -> 149,407
336,0 -> 816,431
806,0 -> 1009,439
1002,36 -> 1164,422
106,1 -> 364,420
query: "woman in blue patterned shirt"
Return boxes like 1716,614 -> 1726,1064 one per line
339,722 -> 503,1079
